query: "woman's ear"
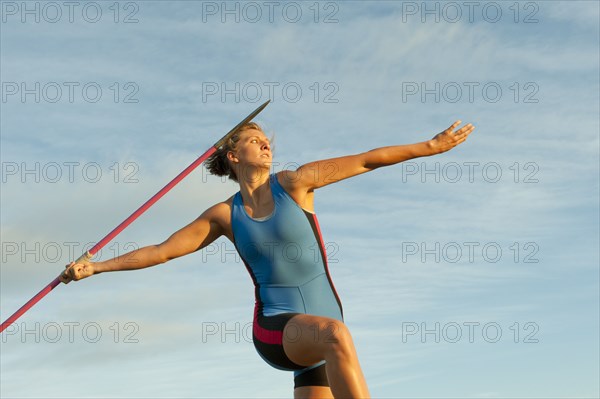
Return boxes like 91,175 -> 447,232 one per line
227,150 -> 238,164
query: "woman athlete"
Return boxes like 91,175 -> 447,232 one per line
61,119 -> 475,398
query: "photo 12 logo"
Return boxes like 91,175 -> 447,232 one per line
401,81 -> 540,104
398,2 -> 540,24
1,161 -> 140,184
401,321 -> 540,343
2,321 -> 140,344
1,241 -> 139,264
400,161 -> 540,184
201,81 -> 340,104
200,1 -> 339,24
1,82 -> 140,104
400,241 -> 540,264
1,2 -> 140,24
201,241 -> 340,265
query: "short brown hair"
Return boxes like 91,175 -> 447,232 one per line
204,122 -> 263,183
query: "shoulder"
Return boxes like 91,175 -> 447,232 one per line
204,196 -> 234,220
274,171 -> 316,212
201,196 -> 235,240
275,170 -> 306,193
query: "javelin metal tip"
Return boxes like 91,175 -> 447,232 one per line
214,100 -> 271,150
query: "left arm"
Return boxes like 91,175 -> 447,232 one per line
281,120 -> 474,192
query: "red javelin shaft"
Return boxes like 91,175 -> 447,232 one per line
0,100 -> 270,333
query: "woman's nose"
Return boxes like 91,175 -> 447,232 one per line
261,142 -> 270,151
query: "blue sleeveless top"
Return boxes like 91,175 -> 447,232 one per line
231,173 -> 343,321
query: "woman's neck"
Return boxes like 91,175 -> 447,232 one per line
238,170 -> 272,209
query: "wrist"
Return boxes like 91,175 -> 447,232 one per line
92,261 -> 104,274
426,139 -> 442,156
424,140 -> 438,156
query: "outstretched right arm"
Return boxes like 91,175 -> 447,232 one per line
60,201 -> 229,283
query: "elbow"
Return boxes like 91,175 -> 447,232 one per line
153,245 -> 171,264
363,150 -> 387,171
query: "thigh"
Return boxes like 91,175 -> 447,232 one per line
282,313 -> 347,367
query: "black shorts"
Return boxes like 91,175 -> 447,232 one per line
253,312 -> 329,388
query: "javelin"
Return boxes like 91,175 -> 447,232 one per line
0,100 -> 270,333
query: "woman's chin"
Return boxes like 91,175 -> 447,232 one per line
259,158 -> 273,167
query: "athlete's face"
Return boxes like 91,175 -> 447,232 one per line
228,129 -> 272,169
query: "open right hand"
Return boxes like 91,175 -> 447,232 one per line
60,260 -> 95,283
429,120 -> 475,155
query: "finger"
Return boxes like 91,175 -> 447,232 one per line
456,124 -> 474,136
72,267 -> 83,280
454,132 -> 470,142
449,120 -> 462,131
59,271 -> 71,284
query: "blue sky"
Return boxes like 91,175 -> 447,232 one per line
1,1 -> 598,398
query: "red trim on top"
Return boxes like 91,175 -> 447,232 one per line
307,212 -> 343,316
